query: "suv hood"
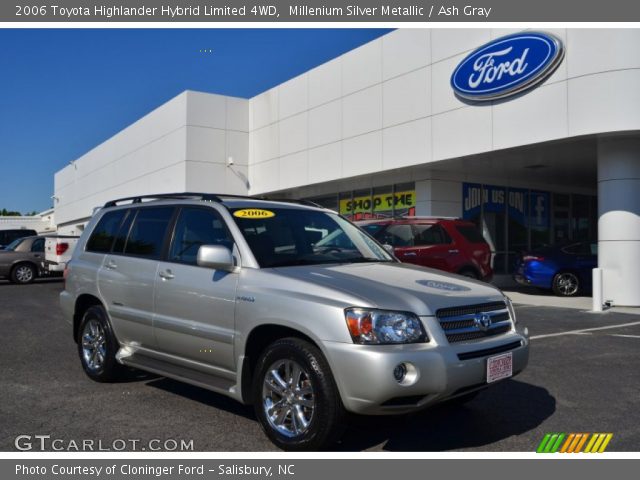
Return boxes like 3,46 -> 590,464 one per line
273,262 -> 505,316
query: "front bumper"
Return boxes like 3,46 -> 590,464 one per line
323,322 -> 529,415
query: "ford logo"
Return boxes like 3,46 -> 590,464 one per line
474,313 -> 493,331
451,31 -> 564,101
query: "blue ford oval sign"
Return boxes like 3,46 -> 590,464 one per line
451,32 -> 564,101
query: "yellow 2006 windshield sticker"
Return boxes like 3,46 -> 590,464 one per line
233,209 -> 275,219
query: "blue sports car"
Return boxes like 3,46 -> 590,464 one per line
514,242 -> 598,296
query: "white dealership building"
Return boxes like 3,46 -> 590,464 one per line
54,29 -> 640,306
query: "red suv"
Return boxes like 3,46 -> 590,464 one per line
357,217 -> 493,282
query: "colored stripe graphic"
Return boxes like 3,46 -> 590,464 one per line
537,433 -> 613,453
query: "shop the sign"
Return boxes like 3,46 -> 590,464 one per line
340,190 -> 415,216
451,32 -> 564,101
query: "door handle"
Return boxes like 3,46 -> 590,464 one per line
448,249 -> 460,254
159,270 -> 175,280
403,252 -> 417,257
105,260 -> 117,270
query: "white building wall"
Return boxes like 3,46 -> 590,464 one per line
54,91 -> 249,234
248,28 -> 640,196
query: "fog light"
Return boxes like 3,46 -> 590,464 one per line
393,363 -> 407,382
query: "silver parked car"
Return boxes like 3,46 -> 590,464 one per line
0,235 -> 46,283
60,193 -> 529,450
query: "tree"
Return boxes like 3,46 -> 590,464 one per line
1,208 -> 22,216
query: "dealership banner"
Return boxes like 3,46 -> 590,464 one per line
4,0 -> 640,21
463,183 -> 549,228
339,189 -> 415,216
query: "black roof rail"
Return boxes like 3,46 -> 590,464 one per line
102,192 -> 324,209
103,192 -> 223,207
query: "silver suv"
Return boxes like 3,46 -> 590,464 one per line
61,193 -> 529,450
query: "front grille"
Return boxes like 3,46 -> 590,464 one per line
436,301 -> 512,344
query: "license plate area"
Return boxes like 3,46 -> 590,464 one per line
486,352 -> 513,383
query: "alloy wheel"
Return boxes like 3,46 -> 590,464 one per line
556,273 -> 579,296
262,359 -> 315,438
81,319 -> 107,371
15,265 -> 33,283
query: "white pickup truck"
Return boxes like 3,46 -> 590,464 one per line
44,236 -> 79,273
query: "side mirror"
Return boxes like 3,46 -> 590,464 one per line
197,245 -> 235,272
383,244 -> 394,254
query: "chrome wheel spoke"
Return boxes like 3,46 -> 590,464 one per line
293,405 -> 310,430
266,370 -> 288,395
290,363 -> 302,387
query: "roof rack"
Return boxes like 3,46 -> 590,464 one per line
103,192 -> 324,209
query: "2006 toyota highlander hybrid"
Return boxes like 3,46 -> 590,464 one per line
60,193 -> 529,450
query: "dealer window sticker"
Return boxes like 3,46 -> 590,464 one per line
233,208 -> 275,219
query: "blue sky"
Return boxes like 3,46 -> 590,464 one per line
0,28 -> 392,213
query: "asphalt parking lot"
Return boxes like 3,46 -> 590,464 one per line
1,279 -> 639,452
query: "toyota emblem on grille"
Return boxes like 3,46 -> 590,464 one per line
474,313 -> 492,331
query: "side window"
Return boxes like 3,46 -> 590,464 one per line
30,238 -> 45,252
414,224 -> 452,246
169,208 -> 233,265
86,210 -> 127,253
124,207 -> 174,259
381,224 -> 414,247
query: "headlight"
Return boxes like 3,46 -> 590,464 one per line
344,308 -> 427,344
505,296 -> 517,325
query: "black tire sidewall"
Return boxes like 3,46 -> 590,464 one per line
77,305 -> 122,382
252,338 -> 344,451
11,263 -> 36,284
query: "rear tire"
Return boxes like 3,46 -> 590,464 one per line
253,337 -> 345,451
10,263 -> 36,284
77,305 -> 125,382
552,272 -> 580,297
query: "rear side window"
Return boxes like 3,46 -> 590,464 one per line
123,207 -> 174,258
30,238 -> 45,252
169,208 -> 233,265
86,210 -> 127,253
414,224 -> 452,245
456,225 -> 486,244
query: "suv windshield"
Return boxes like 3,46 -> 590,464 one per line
230,207 -> 394,268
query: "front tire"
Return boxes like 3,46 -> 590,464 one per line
253,338 -> 345,451
10,263 -> 36,284
77,305 -> 125,382
552,272 -> 580,297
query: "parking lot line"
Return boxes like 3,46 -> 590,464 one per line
530,320 -> 640,340
609,334 -> 640,339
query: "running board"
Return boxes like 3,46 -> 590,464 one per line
119,351 -> 237,397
